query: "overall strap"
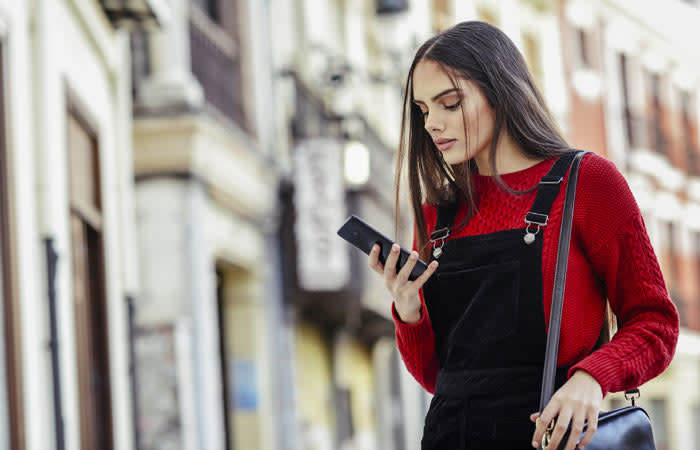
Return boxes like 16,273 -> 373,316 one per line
429,202 -> 459,260
430,150 -> 585,256
523,151 -> 584,245
525,151 -> 581,227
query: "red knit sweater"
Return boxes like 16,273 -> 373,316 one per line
392,152 -> 679,396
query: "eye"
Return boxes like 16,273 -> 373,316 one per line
444,101 -> 462,110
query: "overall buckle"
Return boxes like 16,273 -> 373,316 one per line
429,227 -> 450,259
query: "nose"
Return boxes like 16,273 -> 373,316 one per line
424,112 -> 444,133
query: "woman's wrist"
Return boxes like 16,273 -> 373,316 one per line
396,300 -> 422,324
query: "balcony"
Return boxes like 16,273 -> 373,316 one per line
188,6 -> 249,132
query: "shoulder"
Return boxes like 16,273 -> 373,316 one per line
577,152 -> 632,198
574,152 -> 642,248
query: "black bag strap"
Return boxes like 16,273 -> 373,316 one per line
539,149 -> 588,411
537,151 -> 639,413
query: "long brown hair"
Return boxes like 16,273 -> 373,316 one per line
395,21 -> 570,261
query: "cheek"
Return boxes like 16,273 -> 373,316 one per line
471,103 -> 494,139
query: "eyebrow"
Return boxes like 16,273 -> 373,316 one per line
412,88 -> 461,105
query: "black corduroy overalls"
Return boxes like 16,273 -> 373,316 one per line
420,152 -> 580,449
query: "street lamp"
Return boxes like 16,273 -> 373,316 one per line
344,140 -> 370,188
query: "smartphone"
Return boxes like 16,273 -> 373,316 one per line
337,215 -> 428,281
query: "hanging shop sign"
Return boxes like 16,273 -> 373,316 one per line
293,138 -> 350,291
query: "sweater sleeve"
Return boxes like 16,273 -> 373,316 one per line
391,205 -> 440,393
568,155 -> 680,395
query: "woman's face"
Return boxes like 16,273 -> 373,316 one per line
412,59 -> 495,167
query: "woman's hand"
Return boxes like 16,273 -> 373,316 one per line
530,370 -> 603,449
368,243 -> 438,324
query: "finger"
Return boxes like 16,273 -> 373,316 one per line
407,260 -> 438,291
368,244 -> 384,275
383,244 -> 400,285
578,407 -> 599,448
395,250 -> 419,286
564,410 -> 585,450
547,406 -> 573,450
530,412 -> 540,423
532,400 -> 559,447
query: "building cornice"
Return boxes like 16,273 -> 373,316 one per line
133,114 -> 278,219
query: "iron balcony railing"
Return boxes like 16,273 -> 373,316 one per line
189,6 -> 248,132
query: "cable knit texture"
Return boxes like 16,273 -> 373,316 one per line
392,152 -> 679,396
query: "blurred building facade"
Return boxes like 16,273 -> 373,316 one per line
270,1 -> 567,449
0,0 -> 161,449
1,1 -> 699,450
129,0 -> 288,449
555,1 -> 700,449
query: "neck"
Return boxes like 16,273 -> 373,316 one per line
473,133 -> 544,176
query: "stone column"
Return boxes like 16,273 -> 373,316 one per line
139,0 -> 203,110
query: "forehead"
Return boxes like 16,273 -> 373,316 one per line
412,60 -> 464,102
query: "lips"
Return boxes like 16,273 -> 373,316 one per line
434,139 -> 456,152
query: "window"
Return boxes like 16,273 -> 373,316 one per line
577,28 -> 591,68
680,90 -> 699,176
67,104 -> 113,450
0,103 -> 8,450
0,38 -> 9,450
0,38 -> 23,450
619,53 -> 635,149
666,222 -> 685,324
648,73 -> 668,156
216,266 -> 234,450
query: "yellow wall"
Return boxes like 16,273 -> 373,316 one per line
337,337 -> 376,434
295,323 -> 335,437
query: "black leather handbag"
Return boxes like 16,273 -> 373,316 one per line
539,150 -> 656,450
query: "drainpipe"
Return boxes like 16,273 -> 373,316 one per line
126,295 -> 142,449
44,237 -> 64,450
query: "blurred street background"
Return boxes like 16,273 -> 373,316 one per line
0,0 -> 699,449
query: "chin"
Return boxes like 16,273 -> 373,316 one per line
442,150 -> 469,166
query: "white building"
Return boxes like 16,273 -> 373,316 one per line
560,1 -> 700,449
130,0 -> 287,449
0,0 -> 160,449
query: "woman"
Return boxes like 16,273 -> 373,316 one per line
367,21 -> 679,449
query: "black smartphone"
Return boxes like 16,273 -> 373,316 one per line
337,215 -> 428,281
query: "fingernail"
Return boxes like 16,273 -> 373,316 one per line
392,244 -> 399,252
532,441 -> 539,448
430,261 -> 438,268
